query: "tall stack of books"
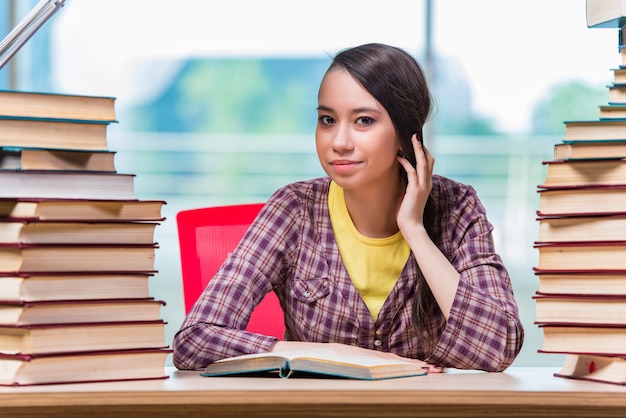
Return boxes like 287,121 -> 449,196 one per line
0,90 -> 170,386
533,1 -> 626,386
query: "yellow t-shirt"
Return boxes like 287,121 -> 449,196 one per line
328,181 -> 410,320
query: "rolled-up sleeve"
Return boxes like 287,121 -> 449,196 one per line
424,181 -> 524,371
173,189 -> 302,370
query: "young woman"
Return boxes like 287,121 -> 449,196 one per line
173,43 -> 524,372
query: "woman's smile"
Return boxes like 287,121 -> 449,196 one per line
329,159 -> 362,173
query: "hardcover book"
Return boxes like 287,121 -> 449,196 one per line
0,90 -> 116,121
0,321 -> 166,355
538,159 -> 626,189
0,171 -> 136,200
611,68 -> 626,84
537,214 -> 626,242
0,147 -> 116,171
534,293 -> 626,325
537,185 -> 626,216
0,272 -> 154,301
599,104 -> 626,119
0,220 -> 159,245
0,198 -> 165,221
534,269 -> 626,295
0,299 -> 165,325
564,119 -> 626,141
608,83 -> 626,103
535,241 -> 626,270
539,324 -> 626,355
0,243 -> 157,272
0,116 -> 111,151
0,348 -> 170,386
553,140 -> 626,159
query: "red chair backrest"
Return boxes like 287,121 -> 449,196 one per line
176,203 -> 285,339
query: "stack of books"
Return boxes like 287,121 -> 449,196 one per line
0,90 -> 170,386
534,1 -> 626,386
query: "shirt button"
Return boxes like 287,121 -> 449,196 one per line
375,329 -> 382,336
374,339 -> 382,347
303,291 -> 311,297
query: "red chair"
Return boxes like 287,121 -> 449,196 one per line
176,203 -> 285,339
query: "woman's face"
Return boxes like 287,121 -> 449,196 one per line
315,68 -> 400,193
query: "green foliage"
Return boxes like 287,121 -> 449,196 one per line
126,57 -> 509,136
433,113 -> 501,135
127,58 -> 330,134
530,80 -> 608,135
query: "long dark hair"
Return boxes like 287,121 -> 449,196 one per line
327,43 -> 439,350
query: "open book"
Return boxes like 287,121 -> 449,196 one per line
201,348 -> 429,380
555,353 -> 626,385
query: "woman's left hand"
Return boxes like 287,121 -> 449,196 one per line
396,133 -> 434,234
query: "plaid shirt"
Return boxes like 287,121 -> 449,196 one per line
173,176 -> 524,371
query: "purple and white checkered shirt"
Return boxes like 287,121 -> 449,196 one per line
173,176 -> 524,371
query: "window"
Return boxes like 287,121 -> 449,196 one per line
5,0 -> 615,366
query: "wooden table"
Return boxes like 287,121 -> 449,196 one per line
0,367 -> 625,417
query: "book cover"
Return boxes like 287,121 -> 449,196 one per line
0,320 -> 167,355
536,213 -> 626,242
0,90 -> 116,121
0,271 -> 154,301
0,219 -> 159,245
553,140 -> 626,159
0,243 -> 157,273
0,116 -> 112,151
608,84 -> 626,104
611,68 -> 626,84
0,198 -> 165,221
0,348 -> 170,386
539,323 -> 626,355
537,185 -> 626,216
535,241 -> 626,270
201,348 -> 429,380
563,120 -> 626,141
0,147 -> 116,171
0,171 -> 136,200
534,268 -> 626,295
0,298 -> 165,325
599,104 -> 626,119
534,293 -> 626,325
538,159 -> 626,189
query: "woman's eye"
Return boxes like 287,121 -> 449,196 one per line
357,116 -> 374,126
319,116 -> 334,125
